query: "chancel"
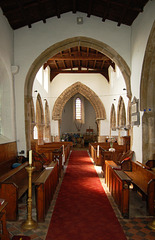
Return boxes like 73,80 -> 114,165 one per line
0,0 -> 155,239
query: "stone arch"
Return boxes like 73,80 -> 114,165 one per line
117,96 -> 126,129
140,21 -> 155,163
52,82 -> 106,121
25,36 -> 131,149
110,104 -> 116,131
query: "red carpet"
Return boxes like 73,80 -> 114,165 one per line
46,150 -> 127,240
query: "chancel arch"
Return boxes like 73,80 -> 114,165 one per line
25,36 -> 131,149
52,82 -> 106,140
52,82 -> 106,121
140,21 -> 155,163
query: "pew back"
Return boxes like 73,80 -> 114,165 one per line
0,142 -> 18,176
35,162 -> 59,222
125,161 -> 155,195
125,161 -> 155,215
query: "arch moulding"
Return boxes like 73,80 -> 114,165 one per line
52,82 -> 106,121
25,36 -> 131,149
140,21 -> 155,163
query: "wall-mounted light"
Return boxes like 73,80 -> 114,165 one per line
123,88 -> 126,91
34,90 -> 38,92
77,17 -> 83,24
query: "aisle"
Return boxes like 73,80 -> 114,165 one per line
45,150 -> 127,240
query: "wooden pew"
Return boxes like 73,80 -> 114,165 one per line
124,161 -> 155,216
105,160 -> 131,218
35,161 -> 59,222
0,142 -> 18,177
0,162 -> 42,221
89,142 -> 126,166
44,141 -> 72,162
0,201 -> 10,240
33,141 -> 72,164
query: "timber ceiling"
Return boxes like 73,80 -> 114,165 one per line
0,0 -> 149,30
44,46 -> 115,82
0,0 -> 149,81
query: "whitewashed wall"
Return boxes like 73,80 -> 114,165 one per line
0,9 -> 15,143
33,65 -> 128,139
13,12 -> 131,152
131,1 -> 155,162
0,0 -> 154,161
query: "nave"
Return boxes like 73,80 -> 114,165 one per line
6,150 -> 155,240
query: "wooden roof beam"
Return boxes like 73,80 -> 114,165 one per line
56,0 -> 61,18
102,1 -> 110,22
37,0 -> 46,24
72,0 -> 77,14
50,68 -> 110,81
87,0 -> 93,18
102,0 -> 144,13
47,55 -> 110,60
54,60 -> 59,69
16,0 -> 32,28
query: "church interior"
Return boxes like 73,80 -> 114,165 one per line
0,0 -> 155,239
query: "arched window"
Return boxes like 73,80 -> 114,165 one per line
33,126 -> 38,139
75,97 -> 82,120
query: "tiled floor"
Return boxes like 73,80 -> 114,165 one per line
6,150 -> 155,240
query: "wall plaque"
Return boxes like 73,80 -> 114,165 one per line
131,97 -> 140,126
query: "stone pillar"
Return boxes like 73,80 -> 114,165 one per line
25,96 -> 31,151
142,111 -> 155,164
37,124 -> 44,145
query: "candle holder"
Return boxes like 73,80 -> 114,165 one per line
148,218 -> 155,230
21,165 -> 38,230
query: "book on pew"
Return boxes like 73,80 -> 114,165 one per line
112,165 -> 122,170
0,198 -> 5,205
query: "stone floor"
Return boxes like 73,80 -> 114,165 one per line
6,150 -> 155,240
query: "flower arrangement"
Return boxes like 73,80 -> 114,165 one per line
107,137 -> 116,148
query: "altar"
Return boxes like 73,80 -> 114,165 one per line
61,129 -> 97,147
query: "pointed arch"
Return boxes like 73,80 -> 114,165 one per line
117,96 -> 126,129
52,82 -> 106,121
110,104 -> 116,131
140,21 -> 155,163
25,37 -> 131,99
25,36 -> 131,149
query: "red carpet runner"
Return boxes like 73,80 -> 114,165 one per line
46,150 -> 127,240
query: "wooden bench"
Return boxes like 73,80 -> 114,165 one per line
0,162 -> 42,221
32,141 -> 72,164
105,160 -> 131,218
124,161 -> 155,216
89,142 -> 126,166
0,142 -> 18,177
0,201 -> 10,240
34,161 -> 59,222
